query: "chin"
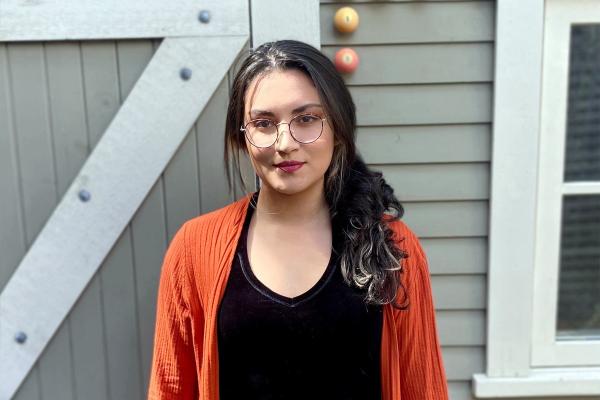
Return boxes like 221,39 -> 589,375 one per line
267,182 -> 307,196
261,176 -> 318,197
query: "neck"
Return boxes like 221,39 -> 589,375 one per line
253,181 -> 330,225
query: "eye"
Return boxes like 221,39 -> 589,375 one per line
295,114 -> 320,125
253,119 -> 274,130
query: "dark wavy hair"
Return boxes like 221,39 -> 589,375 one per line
224,40 -> 408,309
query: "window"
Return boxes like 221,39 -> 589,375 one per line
531,18 -> 600,367
473,0 -> 600,397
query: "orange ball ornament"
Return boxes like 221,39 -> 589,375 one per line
334,7 -> 359,33
334,48 -> 360,74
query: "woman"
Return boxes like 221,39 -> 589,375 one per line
148,40 -> 448,399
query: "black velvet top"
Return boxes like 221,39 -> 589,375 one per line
217,201 -> 383,400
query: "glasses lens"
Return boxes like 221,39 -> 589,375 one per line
246,120 -> 277,147
290,115 -> 323,143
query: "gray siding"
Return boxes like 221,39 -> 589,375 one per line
0,39 -> 243,399
321,1 -> 493,398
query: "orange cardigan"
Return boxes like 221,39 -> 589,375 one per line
148,194 -> 448,399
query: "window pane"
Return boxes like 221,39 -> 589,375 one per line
557,195 -> 600,339
563,24 -> 600,182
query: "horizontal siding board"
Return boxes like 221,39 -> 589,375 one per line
352,83 -> 492,126
357,124 -> 491,164
421,237 -> 487,275
432,274 -> 486,310
437,310 -> 485,346
442,346 -> 485,380
375,163 -> 490,201
322,43 -> 493,85
321,2 -> 494,44
402,200 -> 488,238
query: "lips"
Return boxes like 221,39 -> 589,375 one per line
275,160 -> 305,173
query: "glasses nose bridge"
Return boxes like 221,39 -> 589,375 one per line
275,120 -> 292,133
273,120 -> 294,142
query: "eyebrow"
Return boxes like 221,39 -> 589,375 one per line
250,103 -> 323,118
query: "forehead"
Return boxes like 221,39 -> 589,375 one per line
244,69 -> 320,114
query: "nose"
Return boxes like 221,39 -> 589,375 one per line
274,122 -> 298,152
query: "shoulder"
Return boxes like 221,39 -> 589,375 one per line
182,194 -> 252,240
384,217 -> 429,284
165,194 -> 252,266
385,218 -> 425,257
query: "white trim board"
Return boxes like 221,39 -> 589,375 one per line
483,0 -> 545,377
474,368 -> 600,397
0,0 -> 248,41
0,35 -> 248,400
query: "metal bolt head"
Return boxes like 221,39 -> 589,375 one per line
15,331 -> 27,344
198,10 -> 211,23
180,67 -> 192,81
78,189 -> 91,202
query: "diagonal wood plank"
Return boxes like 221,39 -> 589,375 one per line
0,0 -> 248,41
0,35 -> 248,399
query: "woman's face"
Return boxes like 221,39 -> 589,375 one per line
243,69 -> 335,197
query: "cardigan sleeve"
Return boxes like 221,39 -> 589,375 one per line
394,225 -> 449,399
147,223 -> 200,400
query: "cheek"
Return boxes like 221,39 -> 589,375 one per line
246,143 -> 273,172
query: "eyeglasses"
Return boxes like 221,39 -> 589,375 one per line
240,114 -> 327,148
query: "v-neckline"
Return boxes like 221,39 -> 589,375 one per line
238,200 -> 337,308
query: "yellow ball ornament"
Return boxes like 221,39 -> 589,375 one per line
334,7 -> 359,33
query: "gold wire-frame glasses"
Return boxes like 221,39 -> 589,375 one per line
240,114 -> 327,148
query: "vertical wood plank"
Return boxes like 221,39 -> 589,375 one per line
195,76 -> 231,213
6,43 -> 56,244
137,45 -> 169,395
97,39 -> 156,400
39,40 -> 92,400
163,127 -> 201,238
45,42 -> 88,195
6,42 -> 56,400
67,40 -> 119,400
100,229 -> 142,400
133,180 -> 168,394
38,326 -> 75,400
0,44 -> 26,293
11,363 -> 41,400
69,277 -> 109,400
81,41 -> 121,148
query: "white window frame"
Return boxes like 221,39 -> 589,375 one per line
531,0 -> 600,367
473,0 -> 600,397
